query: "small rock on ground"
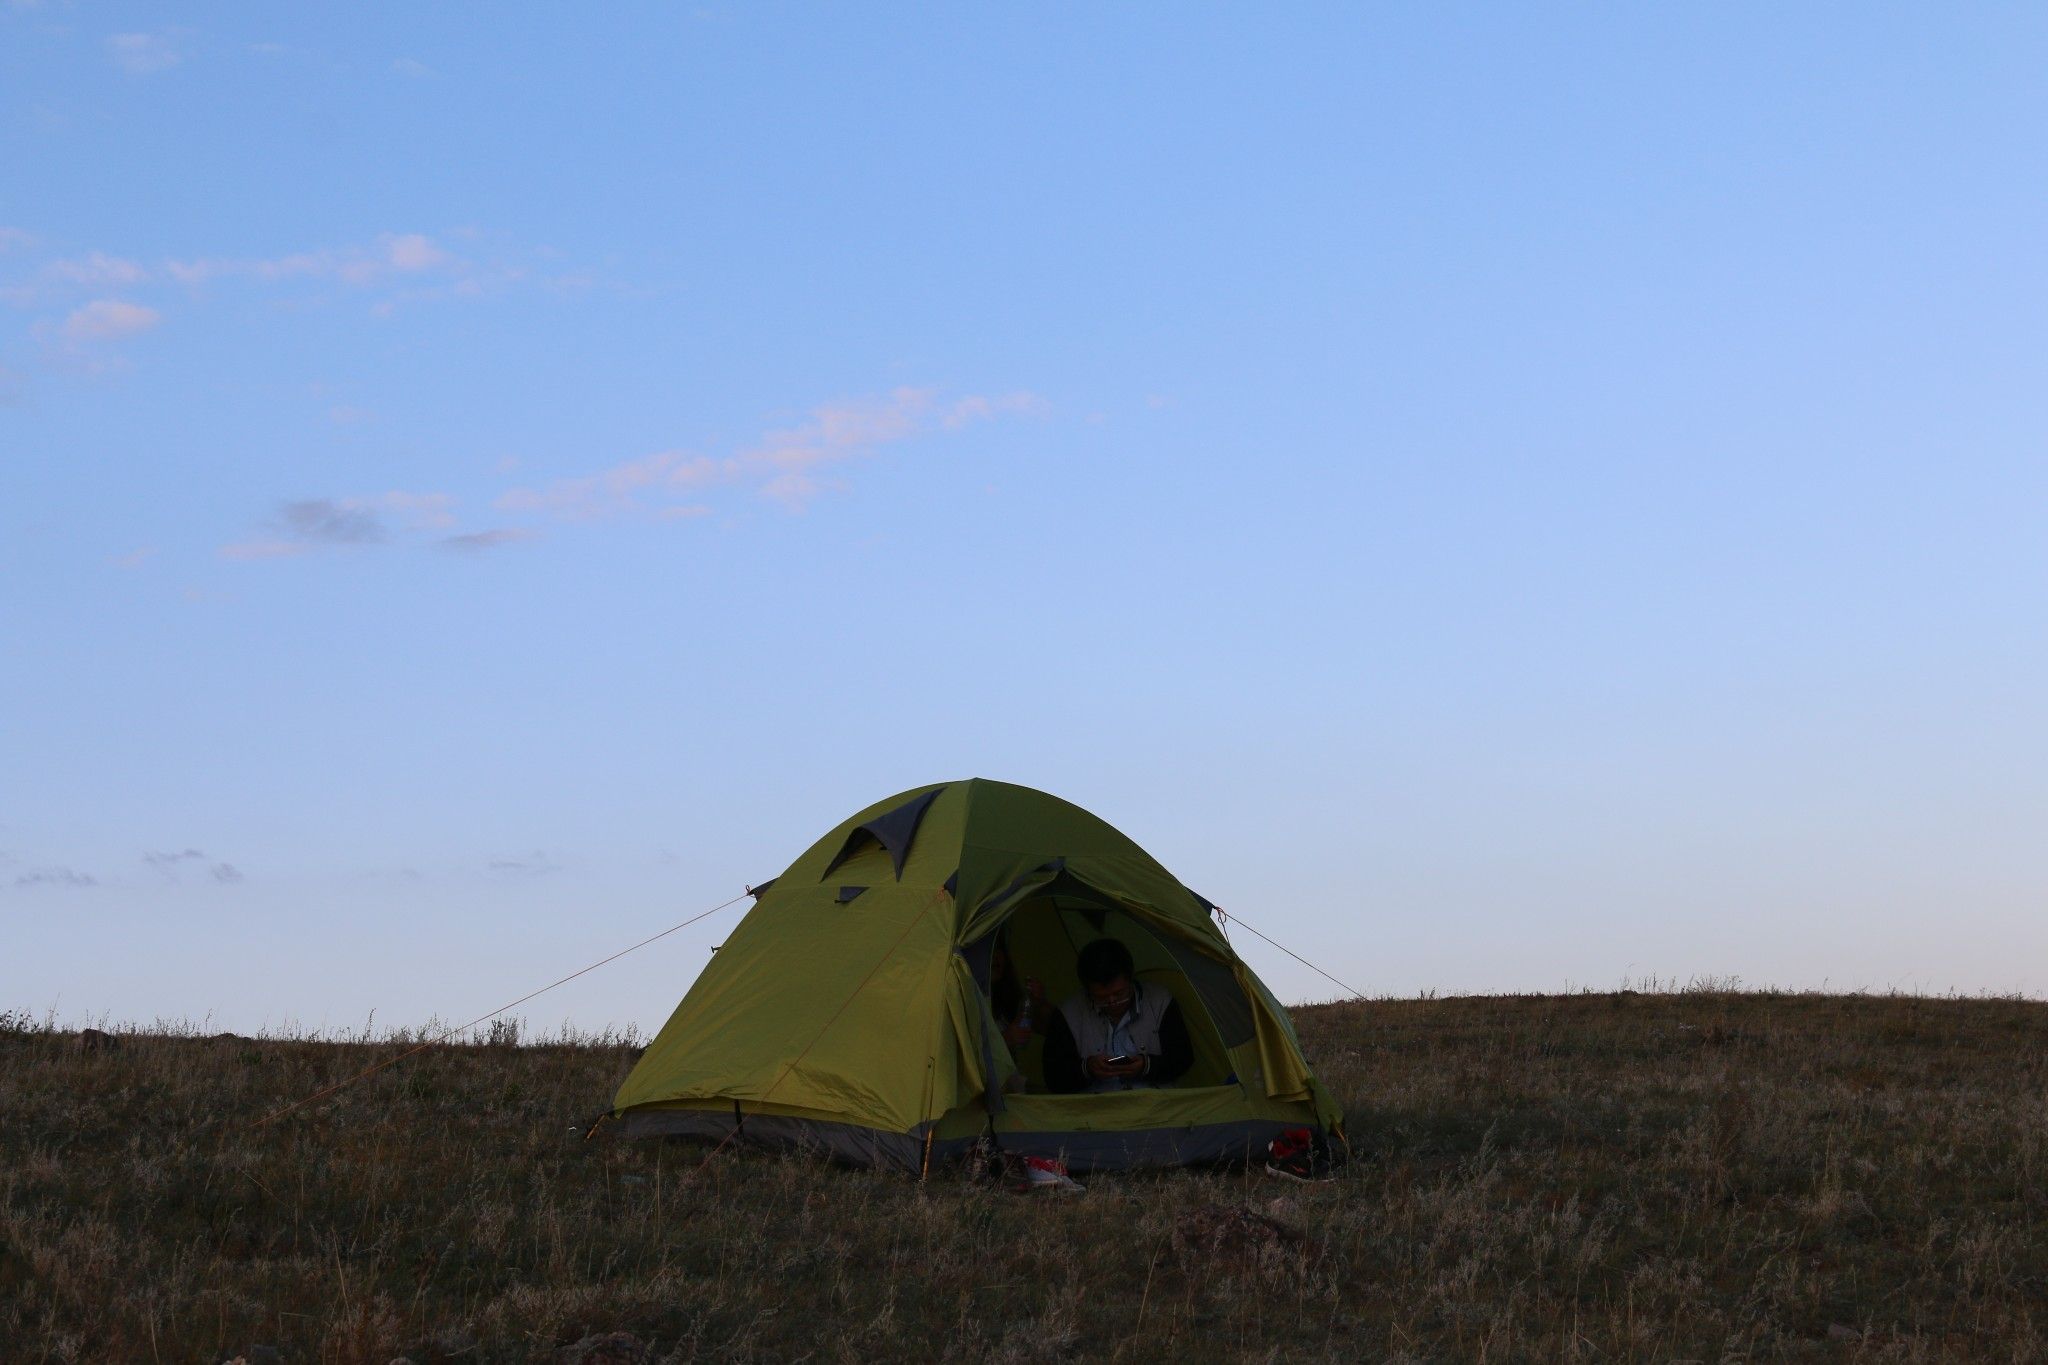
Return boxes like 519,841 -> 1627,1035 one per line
557,1331 -> 653,1365
1171,1202 -> 1314,1270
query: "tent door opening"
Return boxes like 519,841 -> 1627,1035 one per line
973,894 -> 1241,1094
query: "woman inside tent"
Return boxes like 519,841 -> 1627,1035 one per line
989,931 -> 1048,1079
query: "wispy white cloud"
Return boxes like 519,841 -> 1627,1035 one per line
107,32 -> 184,75
744,387 -> 933,470
109,545 -> 158,569
10,231 -> 457,307
8,231 -> 578,361
142,848 -> 241,884
758,471 -> 822,509
14,866 -> 96,889
736,389 -> 1045,506
439,528 -> 539,553
217,539 -> 306,562
489,850 -> 559,876
62,299 -> 160,342
166,232 -> 455,288
47,252 -> 148,287
3,252 -> 152,309
220,387 -> 1042,566
391,57 -> 434,78
143,848 -> 207,877
220,490 -> 453,560
942,391 -> 1051,428
279,498 -> 385,544
381,232 -> 447,273
377,490 -> 456,529
495,449 -> 728,519
494,386 -> 1046,520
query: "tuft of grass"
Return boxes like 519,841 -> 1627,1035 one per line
2,992 -> 2044,1361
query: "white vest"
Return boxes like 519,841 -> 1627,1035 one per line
1058,981 -> 1172,1092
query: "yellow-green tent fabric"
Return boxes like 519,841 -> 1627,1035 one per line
612,779 -> 1343,1171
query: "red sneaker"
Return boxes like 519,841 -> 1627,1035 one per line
1264,1127 -> 1331,1183
1010,1155 -> 1084,1193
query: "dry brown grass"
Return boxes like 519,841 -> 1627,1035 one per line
2,990 -> 2044,1362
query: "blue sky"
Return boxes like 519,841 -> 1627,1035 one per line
5,5 -> 2046,1032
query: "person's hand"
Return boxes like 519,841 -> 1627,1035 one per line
1025,977 -> 1048,1011
1002,1020 -> 1031,1048
1087,1054 -> 1148,1080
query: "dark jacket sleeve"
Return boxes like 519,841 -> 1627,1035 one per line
1145,1001 -> 1194,1086
1041,1008 -> 1086,1094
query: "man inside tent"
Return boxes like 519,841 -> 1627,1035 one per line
1041,939 -> 1194,1093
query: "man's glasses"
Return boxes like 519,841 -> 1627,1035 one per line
1087,987 -> 1134,1014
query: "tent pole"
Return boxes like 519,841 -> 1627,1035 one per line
918,1053 -> 936,1180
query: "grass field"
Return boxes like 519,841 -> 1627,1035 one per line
3,988 -> 2044,1362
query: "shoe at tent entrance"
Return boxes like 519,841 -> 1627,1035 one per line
609,779 -> 1344,1174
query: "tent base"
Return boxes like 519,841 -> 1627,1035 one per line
617,1108 -> 949,1174
615,1107 -> 1320,1174
990,1117 -> 1306,1171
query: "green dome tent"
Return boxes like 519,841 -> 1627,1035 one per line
611,779 -> 1343,1172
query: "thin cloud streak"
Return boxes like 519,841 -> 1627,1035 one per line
439,529 -> 539,553
377,491 -> 456,529
48,253 -> 148,287
143,848 -> 208,876
62,299 -> 160,342
220,389 -> 1039,564
142,849 -> 241,884
166,232 -> 454,288
495,450 -> 728,519
280,499 -> 386,545
488,850 -> 559,876
14,866 -> 97,889
495,386 -> 1045,520
220,491 -> 451,560
107,32 -> 184,75
218,539 -> 307,562
6,231 -> 581,380
2,253 -> 152,310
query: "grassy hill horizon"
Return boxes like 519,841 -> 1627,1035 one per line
4,987 -> 2043,1362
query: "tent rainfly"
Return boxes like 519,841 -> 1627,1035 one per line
611,779 -> 1343,1172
